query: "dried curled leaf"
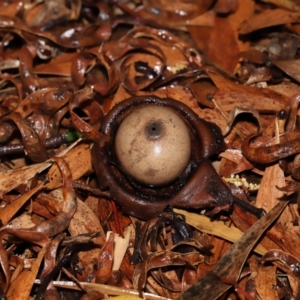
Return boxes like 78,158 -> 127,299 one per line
261,249 -> 300,277
224,105 -> 261,136
242,132 -> 300,164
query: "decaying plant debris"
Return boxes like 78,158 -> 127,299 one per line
2,0 -> 300,299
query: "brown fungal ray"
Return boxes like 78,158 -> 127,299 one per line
93,141 -> 233,220
92,96 -> 240,220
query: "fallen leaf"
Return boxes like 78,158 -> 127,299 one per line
178,200 -> 288,300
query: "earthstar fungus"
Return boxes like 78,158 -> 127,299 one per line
92,96 -> 260,220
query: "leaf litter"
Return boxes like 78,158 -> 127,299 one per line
0,0 -> 300,299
